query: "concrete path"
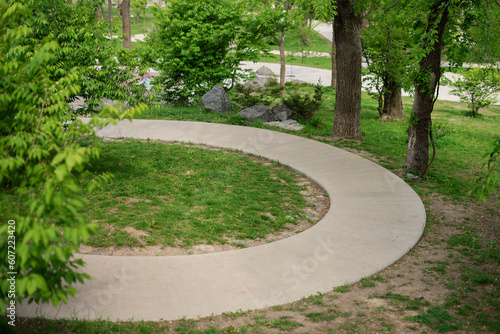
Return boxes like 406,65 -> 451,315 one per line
17,120 -> 425,321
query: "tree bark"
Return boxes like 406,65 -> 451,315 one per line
120,0 -> 132,49
108,0 -> 113,37
404,0 -> 450,175
276,30 -> 286,90
332,0 -> 363,140
381,76 -> 405,118
331,20 -> 336,89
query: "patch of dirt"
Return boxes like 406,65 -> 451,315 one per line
154,192 -> 499,333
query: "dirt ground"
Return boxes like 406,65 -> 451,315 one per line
150,191 -> 498,333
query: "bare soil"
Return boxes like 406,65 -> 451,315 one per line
151,192 -> 499,333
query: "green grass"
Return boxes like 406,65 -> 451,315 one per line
80,139 -> 308,248
142,84 -> 500,201
267,28 -> 332,54
108,7 -> 156,37
256,53 -> 333,71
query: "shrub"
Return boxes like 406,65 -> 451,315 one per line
282,83 -> 323,122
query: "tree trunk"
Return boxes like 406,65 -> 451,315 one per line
100,6 -> 105,20
381,76 -> 405,118
404,0 -> 450,175
332,0 -> 363,140
276,30 -> 286,90
331,20 -> 336,89
108,0 -> 113,21
137,9 -> 141,25
120,0 -> 132,49
108,0 -> 113,37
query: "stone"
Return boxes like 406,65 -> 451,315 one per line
407,173 -> 420,182
244,76 -> 273,89
239,104 -> 276,122
199,85 -> 232,114
256,66 -> 275,76
272,104 -> 294,121
264,120 -> 304,131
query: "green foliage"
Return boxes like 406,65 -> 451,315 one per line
470,136 -> 500,201
131,0 -> 147,24
450,66 -> 500,117
406,306 -> 461,333
148,0 -> 260,103
282,82 -> 323,121
230,79 -> 282,111
0,1 -> 146,312
362,0 -> 415,112
19,0 -> 152,113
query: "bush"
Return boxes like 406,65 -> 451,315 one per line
148,0 -> 260,103
282,83 -> 323,122
230,78 -> 283,111
0,1 -> 146,313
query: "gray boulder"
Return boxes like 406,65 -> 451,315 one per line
272,104 -> 294,121
239,104 -> 276,122
256,66 -> 275,76
244,76 -> 273,90
199,85 -> 231,114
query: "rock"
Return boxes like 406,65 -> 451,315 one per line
244,76 -> 274,90
407,173 -> 420,182
264,120 -> 304,131
256,66 -> 275,76
199,85 -> 232,114
272,104 -> 294,121
239,104 -> 276,122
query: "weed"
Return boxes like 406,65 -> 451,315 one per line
255,316 -> 304,331
359,277 -> 376,288
302,292 -> 326,306
305,311 -> 339,322
223,310 -> 249,320
334,284 -> 350,293
406,306 -> 461,333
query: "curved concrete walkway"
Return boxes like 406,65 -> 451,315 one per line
18,120 -> 425,321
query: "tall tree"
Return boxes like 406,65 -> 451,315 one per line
120,0 -> 131,49
332,0 -> 364,140
404,0 -> 500,175
405,0 -> 450,174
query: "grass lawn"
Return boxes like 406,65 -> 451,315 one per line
80,139 -> 307,248
267,28 -> 333,54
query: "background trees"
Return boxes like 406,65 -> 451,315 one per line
362,0 -> 411,119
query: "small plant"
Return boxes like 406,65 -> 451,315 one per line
231,83 -> 265,110
334,284 -> 350,293
450,66 -> 500,117
359,277 -> 376,288
282,82 -> 323,122
470,136 -> 500,202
